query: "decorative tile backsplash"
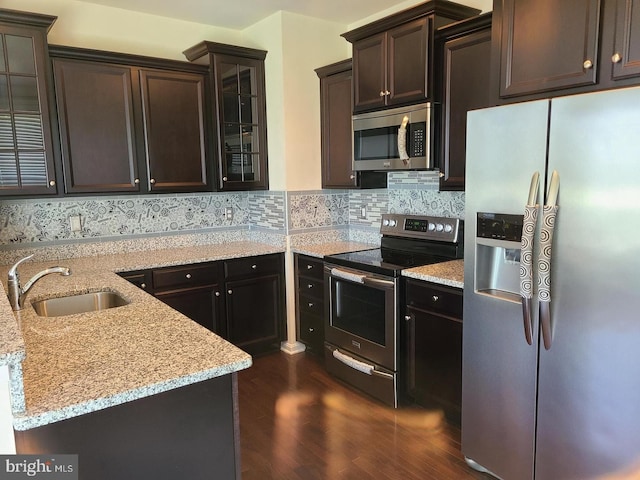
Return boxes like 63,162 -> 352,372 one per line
0,169 -> 465,251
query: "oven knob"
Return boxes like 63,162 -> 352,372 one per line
428,223 -> 436,231
389,220 -> 397,227
383,219 -> 390,226
436,223 -> 444,232
444,224 -> 453,233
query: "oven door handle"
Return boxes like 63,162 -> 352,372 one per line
330,267 -> 366,283
362,276 -> 395,289
332,349 -> 394,379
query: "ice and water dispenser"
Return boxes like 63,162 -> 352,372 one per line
475,213 -> 524,303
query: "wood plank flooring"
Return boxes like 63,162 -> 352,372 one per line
237,351 -> 492,480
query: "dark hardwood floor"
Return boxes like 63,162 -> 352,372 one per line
237,351 -> 491,480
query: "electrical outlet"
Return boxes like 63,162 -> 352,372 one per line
225,207 -> 233,220
69,215 -> 82,232
360,205 -> 367,219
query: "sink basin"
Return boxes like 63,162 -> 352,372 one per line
32,291 -> 129,317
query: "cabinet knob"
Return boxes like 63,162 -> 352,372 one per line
308,302 -> 314,308
583,59 -> 593,69
307,283 -> 313,289
308,327 -> 315,333
432,295 -> 439,302
215,291 -> 220,297
185,273 -> 192,279
306,265 -> 313,270
251,264 -> 257,269
48,180 -> 56,187
350,174 -> 356,180
612,52 -> 622,64
134,178 -> 140,184
379,91 -> 386,97
140,283 -> 146,289
405,315 -> 411,322
228,289 -> 233,295
384,90 -> 390,96
222,176 -> 228,181
150,178 -> 156,185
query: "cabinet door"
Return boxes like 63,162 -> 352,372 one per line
53,59 -> 140,193
353,33 -> 387,112
0,20 -> 57,195
406,306 -> 462,424
214,55 -> 268,191
611,0 -> 640,79
387,18 -> 429,106
439,27 -> 492,191
139,69 -> 208,192
225,274 -> 282,355
318,64 -> 356,188
155,286 -> 224,336
497,0 -> 601,97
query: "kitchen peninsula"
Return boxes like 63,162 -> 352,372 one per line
0,241 -> 287,480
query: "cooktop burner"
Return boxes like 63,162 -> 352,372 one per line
324,214 -> 463,277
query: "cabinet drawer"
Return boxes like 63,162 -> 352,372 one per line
299,312 -> 324,346
118,270 -> 152,292
297,276 -> 324,300
405,279 -> 462,318
295,255 -> 324,280
299,293 -> 324,316
224,254 -> 282,278
153,262 -> 219,290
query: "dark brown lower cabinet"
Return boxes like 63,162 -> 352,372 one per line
14,374 -> 240,480
119,253 -> 285,355
294,254 -> 325,354
403,278 -> 463,425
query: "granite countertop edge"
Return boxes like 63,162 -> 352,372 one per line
12,357 -> 252,431
401,259 -> 464,289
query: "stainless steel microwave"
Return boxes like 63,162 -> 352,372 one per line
352,103 -> 431,171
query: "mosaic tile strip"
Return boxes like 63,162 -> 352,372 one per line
388,171 -> 440,189
287,191 -> 349,232
248,191 -> 286,231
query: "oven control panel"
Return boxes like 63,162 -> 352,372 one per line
380,214 -> 461,243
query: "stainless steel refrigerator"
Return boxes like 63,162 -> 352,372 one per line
462,86 -> 640,480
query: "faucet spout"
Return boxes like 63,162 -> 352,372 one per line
7,256 -> 72,311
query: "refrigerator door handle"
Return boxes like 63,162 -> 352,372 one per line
539,170 -> 560,350
520,172 -> 540,345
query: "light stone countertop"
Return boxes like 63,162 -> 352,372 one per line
0,241 -> 285,431
402,259 -> 464,289
291,241 -> 378,258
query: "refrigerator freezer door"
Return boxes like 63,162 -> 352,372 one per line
535,87 -> 640,479
462,100 -> 549,480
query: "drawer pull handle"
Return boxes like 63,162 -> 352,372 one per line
308,302 -> 314,308
251,264 -> 257,269
185,273 -> 192,279
432,295 -> 439,302
306,265 -> 313,270
307,284 -> 313,289
308,327 -> 315,333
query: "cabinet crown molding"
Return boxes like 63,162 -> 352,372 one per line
342,0 -> 480,43
0,8 -> 56,31
183,41 -> 267,63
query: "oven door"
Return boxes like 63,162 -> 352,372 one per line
324,264 -> 398,371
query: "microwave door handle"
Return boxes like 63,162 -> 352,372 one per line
398,115 -> 410,166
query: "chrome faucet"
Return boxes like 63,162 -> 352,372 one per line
7,255 -> 72,311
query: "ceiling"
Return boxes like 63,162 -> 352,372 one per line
72,0 -> 419,30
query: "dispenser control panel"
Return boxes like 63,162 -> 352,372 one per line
477,213 -> 523,242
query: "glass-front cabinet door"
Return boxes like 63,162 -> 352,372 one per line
214,52 -> 268,191
0,12 -> 57,196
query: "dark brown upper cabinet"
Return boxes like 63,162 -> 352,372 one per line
0,9 -> 59,196
139,69 -> 208,192
494,0 -> 601,98
342,1 -> 481,114
50,46 -> 210,194
184,42 -> 269,191
603,0 -> 640,82
435,13 -> 493,191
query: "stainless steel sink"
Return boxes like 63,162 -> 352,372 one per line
32,291 -> 129,317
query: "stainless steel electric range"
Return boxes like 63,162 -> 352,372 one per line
323,213 -> 463,407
